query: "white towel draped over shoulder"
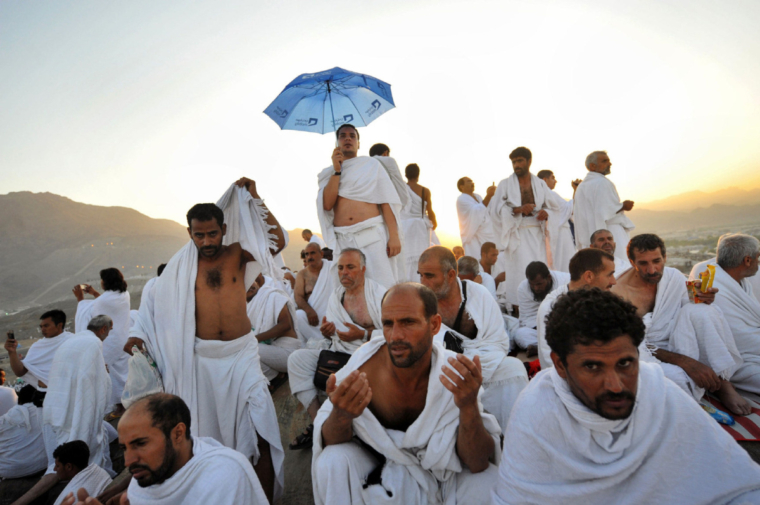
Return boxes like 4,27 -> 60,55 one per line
518,271 -> 570,330
53,464 -> 112,505
21,332 -> 73,387
295,260 -> 334,344
325,278 -> 386,354
126,436 -> 269,505
573,172 -> 634,254
456,193 -> 496,258
400,185 -> 433,281
247,284 -> 298,339
711,264 -> 760,368
43,332 -> 112,475
374,155 -> 409,210
642,267 -> 688,350
493,362 -> 760,505
317,156 -> 405,249
313,336 -> 502,505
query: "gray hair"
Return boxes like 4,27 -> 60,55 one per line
340,247 -> 366,267
717,234 -> 760,270
87,314 -> 112,332
457,256 -> 480,277
589,229 -> 612,243
585,151 -> 607,169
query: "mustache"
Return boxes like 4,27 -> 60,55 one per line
129,464 -> 151,474
598,391 -> 635,403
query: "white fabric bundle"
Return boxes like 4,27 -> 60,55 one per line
641,267 -> 688,350
324,278 -> 386,354
20,332 -> 73,388
0,403 -> 48,479
493,362 -> 760,505
400,185 -> 433,281
573,172 -> 634,260
544,189 -> 575,272
126,436 -> 269,505
317,156 -> 406,288
53,464 -> 112,505
456,193 -> 496,258
312,336 -> 502,505
75,290 -> 131,406
295,259 -> 334,344
247,283 -> 298,339
42,331 -> 112,475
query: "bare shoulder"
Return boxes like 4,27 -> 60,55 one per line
358,346 -> 384,379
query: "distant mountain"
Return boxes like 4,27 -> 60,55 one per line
629,203 -> 760,235
638,187 -> 760,212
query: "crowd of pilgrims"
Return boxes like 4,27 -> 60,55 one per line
3,124 -> 760,504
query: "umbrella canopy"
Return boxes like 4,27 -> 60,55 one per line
264,67 -> 395,134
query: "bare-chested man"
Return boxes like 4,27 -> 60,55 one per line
293,242 -> 333,343
612,234 -> 750,415
311,283 -> 501,504
125,178 -> 286,502
590,228 -> 631,274
318,124 -> 406,288
287,248 -> 386,450
417,246 -> 528,435
488,147 -> 559,311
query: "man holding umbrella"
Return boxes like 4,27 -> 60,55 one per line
317,124 -> 406,288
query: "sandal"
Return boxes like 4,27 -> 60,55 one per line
289,423 -> 314,450
268,372 -> 289,394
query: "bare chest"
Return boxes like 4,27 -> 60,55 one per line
613,284 -> 655,317
367,378 -> 427,431
439,302 -> 478,339
196,256 -> 244,295
343,294 -> 374,328
303,270 -> 320,297
519,181 -> 535,206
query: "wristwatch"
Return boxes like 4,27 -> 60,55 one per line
333,171 -> 341,176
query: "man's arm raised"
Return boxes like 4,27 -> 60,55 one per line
440,354 -> 494,473
321,371 -> 372,447
323,148 -> 343,211
235,177 -> 287,254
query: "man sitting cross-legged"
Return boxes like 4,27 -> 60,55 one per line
52,441 -> 111,505
287,248 -> 385,450
312,283 -> 502,505
417,246 -> 527,435
612,234 -> 748,414
493,288 -> 760,505
60,394 -> 269,505
294,242 -> 334,344
514,261 -> 570,357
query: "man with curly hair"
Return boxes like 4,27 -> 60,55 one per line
493,288 -> 760,505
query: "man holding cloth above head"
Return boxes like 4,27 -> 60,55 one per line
318,124 -> 407,289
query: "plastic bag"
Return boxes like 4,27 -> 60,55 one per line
121,347 -> 164,408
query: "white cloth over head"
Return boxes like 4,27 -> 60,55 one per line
400,185 -> 434,281
42,331 -> 113,475
75,290 -> 130,407
544,189 -> 575,272
573,171 -> 634,260
312,335 -> 502,505
53,463 -> 112,505
20,331 -> 73,389
126,436 -> 269,505
456,193 -> 496,259
295,259 -> 334,344
317,155 -> 406,288
492,362 -> 760,505
0,403 -> 48,479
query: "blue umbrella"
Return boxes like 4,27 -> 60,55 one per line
264,67 -> 395,134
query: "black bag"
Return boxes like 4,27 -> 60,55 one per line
313,349 -> 352,391
443,282 -> 472,354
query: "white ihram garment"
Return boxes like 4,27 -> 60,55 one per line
515,271 -> 571,349
573,171 -> 634,261
544,189 -> 575,272
75,290 -> 130,407
20,331 -> 73,389
489,173 -> 558,307
400,185 -> 434,281
536,283 -> 569,370
313,336 -> 502,505
493,362 -> 760,505
317,156 -> 406,288
53,464 -> 112,505
126,436 -> 269,505
42,332 -> 113,476
691,257 -> 760,304
456,193 -> 496,259
128,183 -> 284,500
0,403 -> 47,479
711,264 -> 760,394
309,234 -> 327,249
295,260 -> 334,344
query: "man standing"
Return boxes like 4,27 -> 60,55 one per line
418,247 -> 527,434
574,151 -> 635,259
536,170 -> 579,272
294,242 -> 334,343
312,283 -> 502,504
302,229 -> 326,249
589,228 -> 631,274
489,147 -> 559,309
456,177 -> 497,259
514,262 -> 570,356
493,289 -> 760,505
318,124 -> 406,288
287,249 -> 385,450
126,178 -> 286,502
400,163 -> 437,281
4,310 -> 72,390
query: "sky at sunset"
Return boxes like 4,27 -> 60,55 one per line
2,0 -> 760,244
